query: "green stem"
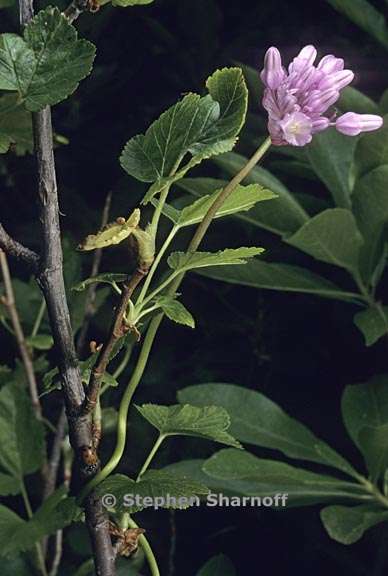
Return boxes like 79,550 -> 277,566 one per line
21,480 -> 48,576
31,298 -> 46,337
137,434 -> 165,480
79,138 -> 272,500
78,314 -> 162,500
112,339 -> 135,380
137,225 -> 179,305
128,517 -> 160,576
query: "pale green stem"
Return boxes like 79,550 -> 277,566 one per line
21,480 -> 48,576
139,269 -> 180,309
137,434 -> 165,480
137,225 -> 179,305
112,339 -> 135,380
79,138 -> 272,500
31,298 -> 46,337
128,517 -> 161,576
150,184 -> 171,237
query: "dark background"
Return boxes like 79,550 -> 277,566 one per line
1,0 -> 388,574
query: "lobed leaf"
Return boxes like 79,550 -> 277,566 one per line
153,296 -> 195,328
136,403 -> 241,448
167,247 -> 264,274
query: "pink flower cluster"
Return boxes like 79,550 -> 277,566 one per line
260,45 -> 383,146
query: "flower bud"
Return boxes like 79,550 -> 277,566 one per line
335,113 -> 384,136
260,47 -> 285,90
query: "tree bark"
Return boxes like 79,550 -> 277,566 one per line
15,3 -> 116,575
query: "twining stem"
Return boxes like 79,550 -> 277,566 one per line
128,517 -> 161,576
80,137 -> 272,499
137,434 -> 165,480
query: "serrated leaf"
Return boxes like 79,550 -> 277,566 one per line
178,383 -> 359,479
156,183 -> 275,228
196,260 -> 361,302
78,210 -> 140,251
0,382 -> 45,481
0,7 -> 96,111
321,504 -> 388,545
354,306 -> 388,346
203,449 -> 369,507
168,247 -> 264,274
96,470 -> 209,513
120,68 -> 248,202
72,273 -> 129,292
197,555 -> 236,576
154,296 -> 195,328
212,152 -> 309,235
287,208 -> 363,274
136,404 -> 241,448
25,334 -> 54,350
0,488 -> 80,556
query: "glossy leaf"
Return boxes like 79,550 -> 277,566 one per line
306,129 -> 357,208
354,306 -> 388,346
0,7 -> 96,111
287,208 -> 363,274
321,504 -> 388,544
136,403 -> 241,448
179,383 -> 359,478
196,260 -> 361,302
203,449 -> 369,507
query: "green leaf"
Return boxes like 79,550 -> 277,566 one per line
0,382 -> 45,482
354,306 -> 388,346
358,424 -> 388,480
0,472 -> 21,496
0,94 -> 32,155
156,182 -> 276,228
136,404 -> 241,448
168,247 -> 264,274
321,504 -> 388,545
197,555 -> 236,576
0,7 -> 96,111
120,68 -> 248,202
342,376 -> 388,450
178,383 -> 358,479
154,296 -> 195,328
352,165 -> 388,281
203,449 -> 369,507
0,489 -> 80,556
72,273 -> 129,292
306,129 -> 357,208
213,152 -> 309,234
96,470 -> 209,513
78,210 -> 140,251
287,208 -> 363,274
355,114 -> 388,177
325,0 -> 388,49
25,334 -> 54,350
338,86 -> 380,115
196,260 -> 361,302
